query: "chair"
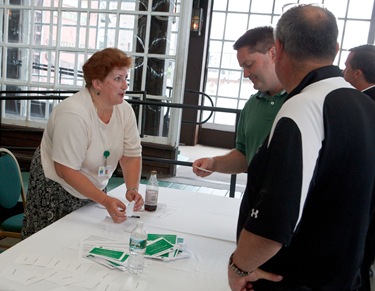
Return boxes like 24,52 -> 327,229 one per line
0,148 -> 26,248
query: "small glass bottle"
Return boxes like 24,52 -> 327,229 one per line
145,170 -> 159,211
128,221 -> 147,275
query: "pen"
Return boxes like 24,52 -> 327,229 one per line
128,215 -> 140,218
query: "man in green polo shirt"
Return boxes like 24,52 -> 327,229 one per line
193,26 -> 287,176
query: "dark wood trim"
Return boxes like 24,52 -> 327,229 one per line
0,125 -> 178,176
0,125 -> 43,171
180,0 -> 212,146
141,142 -> 178,178
198,127 -> 235,149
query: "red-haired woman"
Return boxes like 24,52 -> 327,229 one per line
22,48 -> 143,239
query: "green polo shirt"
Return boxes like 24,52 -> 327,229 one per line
236,90 -> 288,163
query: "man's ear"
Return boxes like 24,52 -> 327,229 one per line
269,46 -> 276,59
274,39 -> 283,62
354,69 -> 364,80
335,42 -> 339,55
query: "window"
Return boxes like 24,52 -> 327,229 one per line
203,0 -> 375,131
0,0 -> 191,147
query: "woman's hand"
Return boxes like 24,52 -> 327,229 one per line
102,196 -> 127,223
126,189 -> 144,211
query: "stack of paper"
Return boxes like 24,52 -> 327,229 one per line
86,247 -> 129,271
84,233 -> 189,271
145,234 -> 190,261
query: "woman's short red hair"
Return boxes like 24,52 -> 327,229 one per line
82,48 -> 132,88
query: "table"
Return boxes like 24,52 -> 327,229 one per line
0,184 -> 241,291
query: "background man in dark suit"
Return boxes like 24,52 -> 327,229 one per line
344,44 -> 375,100
344,44 -> 375,291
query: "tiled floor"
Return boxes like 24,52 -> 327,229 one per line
104,144 -> 246,199
158,144 -> 247,198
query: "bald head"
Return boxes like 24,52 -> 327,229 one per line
275,4 -> 338,63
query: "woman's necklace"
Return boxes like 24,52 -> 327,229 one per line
92,95 -> 112,177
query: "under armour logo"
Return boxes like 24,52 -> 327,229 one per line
251,209 -> 259,218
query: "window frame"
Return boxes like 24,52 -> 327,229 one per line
203,0 -> 375,131
0,0 -> 192,147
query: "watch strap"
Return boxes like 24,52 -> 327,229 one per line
126,187 -> 138,193
228,253 -> 252,277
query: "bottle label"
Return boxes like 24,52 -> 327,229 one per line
145,190 -> 158,206
129,238 -> 147,250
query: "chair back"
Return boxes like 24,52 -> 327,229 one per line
0,148 -> 26,209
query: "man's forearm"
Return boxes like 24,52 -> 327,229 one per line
212,149 -> 248,174
233,229 -> 282,273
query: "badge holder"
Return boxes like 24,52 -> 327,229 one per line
98,150 -> 111,177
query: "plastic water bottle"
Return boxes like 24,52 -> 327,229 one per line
145,170 -> 159,211
128,221 -> 147,275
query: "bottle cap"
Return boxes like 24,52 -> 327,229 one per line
150,170 -> 157,175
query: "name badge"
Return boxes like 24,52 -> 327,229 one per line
98,165 -> 111,177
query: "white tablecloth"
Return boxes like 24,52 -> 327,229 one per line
0,184 -> 241,291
